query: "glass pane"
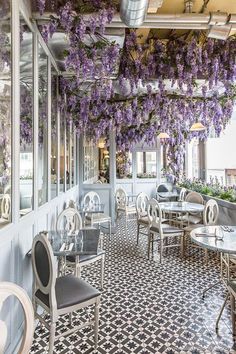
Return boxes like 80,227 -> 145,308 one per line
19,17 -> 33,216
137,152 -> 157,178
116,151 -> 132,179
51,66 -> 57,199
60,114 -> 65,192
0,0 -> 11,227
83,137 -> 109,184
71,130 -> 76,187
38,44 -> 48,206
66,123 -> 70,190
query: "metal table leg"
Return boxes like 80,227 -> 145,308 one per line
202,280 -> 221,299
215,292 -> 229,331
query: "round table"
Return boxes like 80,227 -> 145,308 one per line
159,201 -> 204,213
191,225 -> 236,331
191,225 -> 236,254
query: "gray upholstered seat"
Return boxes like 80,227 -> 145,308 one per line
150,224 -> 183,234
36,274 -> 100,309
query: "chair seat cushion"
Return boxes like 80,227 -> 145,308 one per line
177,214 -> 202,225
67,249 -> 105,263
150,224 -> 183,234
35,274 -> 100,309
138,216 -> 149,225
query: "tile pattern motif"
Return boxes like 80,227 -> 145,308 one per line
30,220 -> 236,353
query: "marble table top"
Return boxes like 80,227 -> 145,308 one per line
191,225 -> 236,254
159,201 -> 204,213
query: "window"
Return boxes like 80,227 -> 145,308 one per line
60,113 -> 65,192
83,137 -> 109,184
38,43 -> 48,206
186,139 -> 200,179
51,66 -> 58,199
206,110 -> 236,186
137,152 -> 157,178
19,16 -> 33,216
0,0 -> 11,227
116,151 -> 132,179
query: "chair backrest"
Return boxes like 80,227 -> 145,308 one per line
136,192 -> 149,219
68,199 -> 76,208
156,183 -> 169,193
147,198 -> 162,233
203,199 -> 219,225
31,233 -> 57,306
179,188 -> 187,202
185,191 -> 204,204
83,191 -> 101,209
0,282 -> 34,354
1,194 -> 11,220
56,207 -> 82,233
115,188 -> 127,209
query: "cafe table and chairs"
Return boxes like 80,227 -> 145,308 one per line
190,225 -> 236,331
81,191 -> 112,239
159,201 -> 205,228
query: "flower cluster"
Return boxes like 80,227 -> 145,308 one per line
178,177 -> 236,203
36,2 -> 236,178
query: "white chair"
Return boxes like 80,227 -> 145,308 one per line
156,183 -> 171,202
56,207 -> 82,233
115,188 -> 136,232
184,199 -> 219,258
136,192 -> 150,245
0,194 -> 11,226
83,191 -> 111,239
32,233 -> 101,354
56,207 -> 105,289
176,191 -> 204,226
147,199 -> 184,262
178,188 -> 187,201
0,282 -> 34,354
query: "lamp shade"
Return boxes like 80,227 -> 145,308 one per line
157,132 -> 170,139
190,122 -> 206,132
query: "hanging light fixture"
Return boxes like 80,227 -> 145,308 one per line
157,132 -> 170,139
190,122 -> 206,132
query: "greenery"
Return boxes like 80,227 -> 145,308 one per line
178,177 -> 236,203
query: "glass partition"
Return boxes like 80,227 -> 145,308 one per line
51,66 -> 57,199
38,43 -> 48,206
0,0 -> 11,227
71,130 -> 76,187
60,113 -> 65,192
66,123 -> 70,190
83,137 -> 109,184
137,151 -> 157,178
19,17 -> 33,216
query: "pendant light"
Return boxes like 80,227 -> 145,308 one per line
189,122 -> 206,132
157,132 -> 170,139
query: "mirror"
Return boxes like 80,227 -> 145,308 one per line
51,65 -> 58,199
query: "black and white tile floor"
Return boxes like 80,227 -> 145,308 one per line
31,220 -> 236,353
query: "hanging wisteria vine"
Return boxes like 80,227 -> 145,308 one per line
36,0 -> 236,176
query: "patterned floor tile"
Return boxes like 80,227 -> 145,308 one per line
30,219 -> 236,353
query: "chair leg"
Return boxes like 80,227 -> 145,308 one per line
75,256 -> 81,278
94,301 -> 100,349
204,249 -> 209,264
160,239 -> 163,264
137,224 -> 140,245
231,293 -> 236,337
69,312 -> 72,326
100,255 -> 105,289
180,234 -> 184,258
48,322 -> 56,354
109,221 -> 111,241
147,234 -> 152,259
